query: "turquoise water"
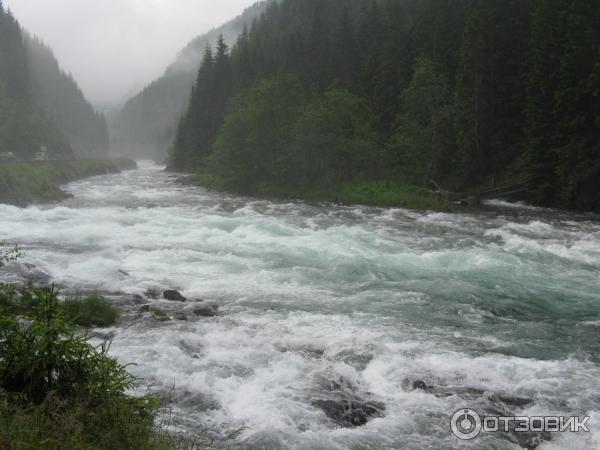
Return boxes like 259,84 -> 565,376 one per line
1,162 -> 599,449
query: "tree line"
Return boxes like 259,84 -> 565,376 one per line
169,0 -> 599,211
0,1 -> 109,160
111,1 -> 267,160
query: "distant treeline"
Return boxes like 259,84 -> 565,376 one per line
0,1 -> 108,160
110,1 -> 267,160
170,0 -> 600,211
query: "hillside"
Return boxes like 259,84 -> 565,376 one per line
110,1 -> 268,160
172,0 -> 600,212
0,3 -> 73,160
25,35 -> 110,159
0,1 -> 109,160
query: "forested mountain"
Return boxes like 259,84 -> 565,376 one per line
0,1 -> 108,160
0,1 -> 72,159
25,36 -> 109,159
171,0 -> 600,211
110,1 -> 268,160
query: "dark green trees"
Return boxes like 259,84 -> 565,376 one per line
211,75 -> 309,189
171,37 -> 233,171
25,36 -> 109,158
0,4 -> 72,159
0,3 -> 108,159
526,0 -> 600,209
172,0 -> 600,212
386,57 -> 454,186
111,1 -> 268,160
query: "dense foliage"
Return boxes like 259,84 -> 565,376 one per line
110,1 -> 267,160
171,0 -> 600,211
0,283 -> 167,449
0,1 -> 108,160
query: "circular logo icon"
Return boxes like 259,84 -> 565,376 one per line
451,408 -> 482,440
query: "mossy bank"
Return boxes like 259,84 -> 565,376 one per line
180,174 -> 447,211
0,158 -> 137,207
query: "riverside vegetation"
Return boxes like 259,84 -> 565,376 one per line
0,242 -> 193,450
0,1 -> 109,161
0,158 -> 137,206
170,0 -> 599,212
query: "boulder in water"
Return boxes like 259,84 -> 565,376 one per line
312,398 -> 385,427
191,303 -> 218,317
163,290 -> 187,302
312,376 -> 385,428
144,288 -> 160,300
174,311 -> 187,321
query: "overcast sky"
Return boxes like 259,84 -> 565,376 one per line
6,0 -> 258,107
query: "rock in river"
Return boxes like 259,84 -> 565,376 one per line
190,303 -> 218,317
163,290 -> 187,302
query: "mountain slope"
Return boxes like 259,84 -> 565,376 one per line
0,1 -> 109,160
25,35 -> 110,158
172,0 -> 600,212
110,1 -> 268,160
0,3 -> 72,159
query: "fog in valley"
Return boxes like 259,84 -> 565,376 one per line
6,0 -> 260,106
1,1 -> 599,449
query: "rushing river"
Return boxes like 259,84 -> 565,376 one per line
1,162 -> 600,449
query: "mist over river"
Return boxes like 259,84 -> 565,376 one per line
1,162 -> 600,449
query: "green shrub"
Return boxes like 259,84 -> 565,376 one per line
62,294 -> 119,327
0,284 -> 177,449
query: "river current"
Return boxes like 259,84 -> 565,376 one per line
1,162 -> 599,449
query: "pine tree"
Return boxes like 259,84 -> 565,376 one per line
329,7 -> 358,90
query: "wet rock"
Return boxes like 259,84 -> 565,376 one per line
494,394 -> 533,408
312,398 -> 385,428
301,347 -> 325,359
191,303 -> 218,317
412,380 -> 431,391
297,423 -> 310,432
152,308 -> 169,321
511,430 -> 552,449
336,350 -> 374,371
174,311 -> 187,321
145,288 -> 160,300
177,391 -> 220,411
164,290 -> 187,302
132,294 -> 146,304
23,263 -> 36,270
139,304 -> 170,321
178,340 -> 202,359
312,376 -> 385,428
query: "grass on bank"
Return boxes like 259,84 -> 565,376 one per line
0,158 -> 137,206
182,173 -> 446,210
0,280 -> 192,450
62,294 -> 119,328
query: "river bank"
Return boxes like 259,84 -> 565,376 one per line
1,162 -> 599,449
0,158 -> 137,207
178,173 -> 447,210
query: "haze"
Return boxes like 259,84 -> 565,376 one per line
5,0 -> 258,107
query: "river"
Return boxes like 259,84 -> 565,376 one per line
1,162 -> 599,449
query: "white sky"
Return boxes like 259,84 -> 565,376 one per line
6,0 -> 258,106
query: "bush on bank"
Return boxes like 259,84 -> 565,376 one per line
0,282 -> 173,449
62,294 -> 119,327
